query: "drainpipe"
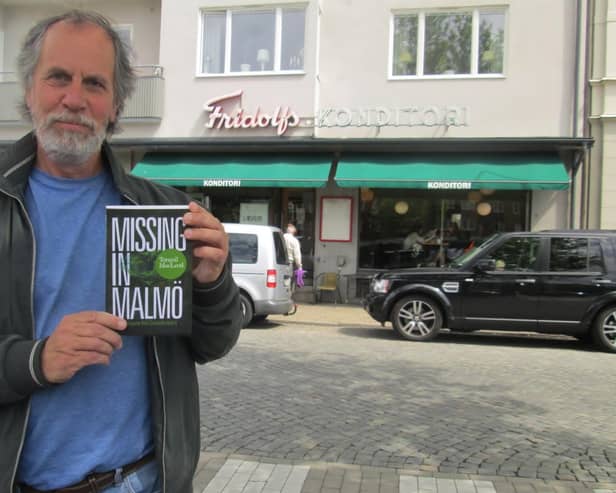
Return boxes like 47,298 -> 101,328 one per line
570,0 -> 583,229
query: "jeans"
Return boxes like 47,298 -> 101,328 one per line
101,460 -> 161,493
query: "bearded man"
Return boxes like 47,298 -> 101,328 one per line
0,10 -> 241,493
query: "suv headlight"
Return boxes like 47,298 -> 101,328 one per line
372,278 -> 391,293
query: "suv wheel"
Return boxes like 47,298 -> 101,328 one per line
593,306 -> 616,353
240,293 -> 254,328
391,295 -> 443,341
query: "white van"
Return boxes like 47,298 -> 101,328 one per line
224,223 -> 294,327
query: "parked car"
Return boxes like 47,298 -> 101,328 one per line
224,223 -> 293,328
363,230 -> 616,352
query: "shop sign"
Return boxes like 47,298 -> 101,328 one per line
315,105 -> 468,128
204,90 -> 300,136
427,182 -> 472,189
203,179 -> 241,187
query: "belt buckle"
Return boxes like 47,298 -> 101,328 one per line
86,474 -> 100,493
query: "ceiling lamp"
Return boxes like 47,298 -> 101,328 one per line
476,201 -> 492,216
394,200 -> 409,215
360,187 -> 375,202
480,188 -> 495,196
468,191 -> 482,202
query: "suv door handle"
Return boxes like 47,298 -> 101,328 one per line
515,279 -> 536,284
593,279 -> 613,284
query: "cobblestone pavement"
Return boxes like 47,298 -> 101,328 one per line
195,303 -> 616,493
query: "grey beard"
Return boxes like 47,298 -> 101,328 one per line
33,113 -> 107,166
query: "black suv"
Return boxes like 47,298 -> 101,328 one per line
363,230 -> 616,352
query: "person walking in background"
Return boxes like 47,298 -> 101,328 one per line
0,10 -> 241,493
284,223 -> 303,292
284,223 -> 303,272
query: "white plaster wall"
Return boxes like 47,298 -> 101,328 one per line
0,7 -> 5,73
530,190 -> 570,231
154,0 -> 318,138
317,0 -> 578,139
599,121 -> 616,228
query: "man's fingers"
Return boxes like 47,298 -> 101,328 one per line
76,311 -> 127,332
41,311 -> 128,383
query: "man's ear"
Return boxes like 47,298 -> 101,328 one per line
25,88 -> 33,112
110,105 -> 119,124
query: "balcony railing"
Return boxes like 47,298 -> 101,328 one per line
0,65 -> 164,123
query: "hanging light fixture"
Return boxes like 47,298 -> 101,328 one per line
394,200 -> 409,215
480,188 -> 495,196
468,191 -> 482,202
360,187 -> 375,202
476,201 -> 492,216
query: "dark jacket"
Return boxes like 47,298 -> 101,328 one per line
0,133 -> 242,493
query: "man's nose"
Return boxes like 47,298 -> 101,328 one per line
61,81 -> 87,110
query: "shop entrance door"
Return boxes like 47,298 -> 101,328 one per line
283,190 -> 315,286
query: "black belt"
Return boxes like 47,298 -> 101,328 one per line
19,452 -> 155,493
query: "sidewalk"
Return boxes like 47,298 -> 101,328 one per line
271,301 -> 376,327
193,303 -> 616,493
193,451 -> 616,493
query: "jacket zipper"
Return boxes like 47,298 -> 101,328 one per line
122,194 -> 167,493
152,337 -> 167,493
5,190 -> 37,491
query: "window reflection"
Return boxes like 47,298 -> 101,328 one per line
358,189 -> 527,269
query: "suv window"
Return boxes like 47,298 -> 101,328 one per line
228,233 -> 258,264
485,237 -> 541,271
273,232 -> 288,265
549,237 -> 604,272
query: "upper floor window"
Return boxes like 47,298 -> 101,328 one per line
391,8 -> 505,78
199,7 -> 306,75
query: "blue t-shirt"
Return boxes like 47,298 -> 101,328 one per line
18,168 -> 153,490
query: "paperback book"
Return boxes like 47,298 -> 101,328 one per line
106,205 -> 192,336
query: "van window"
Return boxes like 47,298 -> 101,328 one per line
273,232 -> 288,265
228,233 -> 258,264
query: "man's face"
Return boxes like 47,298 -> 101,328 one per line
26,20 -> 118,166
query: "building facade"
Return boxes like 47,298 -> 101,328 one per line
0,0 -> 593,300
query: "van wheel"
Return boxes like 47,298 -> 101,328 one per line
391,295 -> 442,341
240,293 -> 254,328
592,306 -> 616,352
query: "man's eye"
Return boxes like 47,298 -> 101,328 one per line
86,79 -> 106,89
48,73 -> 70,82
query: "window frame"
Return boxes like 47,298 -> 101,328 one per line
388,7 -> 507,80
197,5 -> 306,77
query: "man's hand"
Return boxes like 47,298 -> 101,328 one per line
183,201 -> 229,284
41,311 -> 127,384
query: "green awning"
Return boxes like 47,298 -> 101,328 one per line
132,153 -> 332,187
335,153 -> 570,190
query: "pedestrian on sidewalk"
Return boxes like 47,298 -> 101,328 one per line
284,223 -> 303,293
0,10 -> 241,493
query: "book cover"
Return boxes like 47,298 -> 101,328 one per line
106,205 -> 192,336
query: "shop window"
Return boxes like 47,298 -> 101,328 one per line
199,7 -> 305,75
358,189 -> 526,270
391,8 -> 505,78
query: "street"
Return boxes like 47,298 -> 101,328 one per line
196,304 -> 616,487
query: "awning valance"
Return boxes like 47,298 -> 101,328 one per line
132,153 -> 332,188
334,153 -> 570,190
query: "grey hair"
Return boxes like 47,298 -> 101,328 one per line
17,10 -> 136,134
